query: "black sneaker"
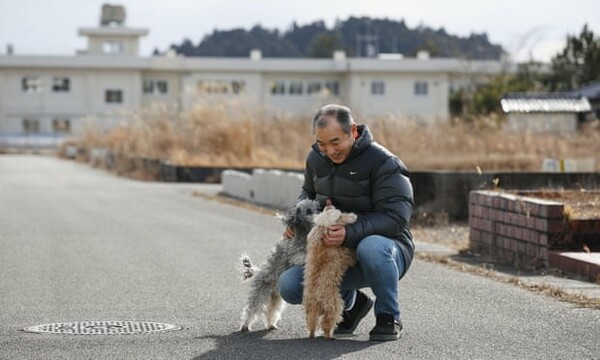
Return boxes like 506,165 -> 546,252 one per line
333,290 -> 373,336
369,313 -> 402,341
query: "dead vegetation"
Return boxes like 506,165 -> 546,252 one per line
66,101 -> 600,172
416,252 -> 600,310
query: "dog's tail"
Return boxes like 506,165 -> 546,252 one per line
239,253 -> 256,281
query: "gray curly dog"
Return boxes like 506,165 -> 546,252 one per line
239,199 -> 320,331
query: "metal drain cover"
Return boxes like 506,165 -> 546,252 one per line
23,321 -> 181,335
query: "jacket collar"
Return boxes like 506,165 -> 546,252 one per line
351,124 -> 372,159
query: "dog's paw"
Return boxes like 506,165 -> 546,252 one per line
241,255 -> 252,268
242,268 -> 254,280
268,324 -> 279,331
240,325 -> 250,332
239,254 -> 255,280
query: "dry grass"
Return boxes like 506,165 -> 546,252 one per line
417,252 -> 600,309
70,101 -> 600,172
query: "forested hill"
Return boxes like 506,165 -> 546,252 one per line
165,17 -> 505,60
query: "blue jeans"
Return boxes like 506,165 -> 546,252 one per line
278,235 -> 406,320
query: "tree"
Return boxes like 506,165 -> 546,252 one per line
465,62 -> 547,115
309,34 -> 343,58
548,24 -> 600,91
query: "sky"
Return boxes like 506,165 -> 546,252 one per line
0,0 -> 599,63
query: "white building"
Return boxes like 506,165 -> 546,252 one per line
0,9 -> 507,143
501,93 -> 592,133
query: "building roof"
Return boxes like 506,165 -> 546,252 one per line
500,93 -> 592,113
0,54 -> 507,75
78,27 -> 149,37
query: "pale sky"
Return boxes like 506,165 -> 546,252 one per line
1,0 -> 599,62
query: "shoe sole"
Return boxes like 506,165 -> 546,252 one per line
333,297 -> 374,336
369,332 -> 401,341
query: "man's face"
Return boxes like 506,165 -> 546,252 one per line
314,116 -> 357,164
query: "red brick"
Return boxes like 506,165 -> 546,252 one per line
510,238 -> 519,252
548,251 -> 600,282
516,213 -> 528,227
517,241 -> 527,254
485,219 -> 495,232
509,224 -> 518,237
471,205 -> 482,218
523,228 -> 539,244
492,209 -> 503,222
569,219 -> 600,234
524,202 -> 539,217
538,233 -> 548,247
526,216 -> 536,229
514,227 -> 523,241
538,247 -> 548,260
502,249 -> 515,263
548,219 -> 567,233
482,194 -> 494,207
534,218 -> 545,231
469,192 -> 479,205
535,218 -> 564,232
540,204 -> 565,219
470,218 -> 482,232
493,196 -> 502,208
527,243 -> 538,257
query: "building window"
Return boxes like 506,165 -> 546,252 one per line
371,81 -> 385,95
288,82 -> 303,95
230,81 -> 245,94
103,41 -> 124,54
414,81 -> 428,96
270,81 -> 285,95
22,119 -> 40,133
143,79 -> 169,95
197,80 -> 245,94
22,77 -> 42,93
52,77 -> 70,92
325,81 -> 339,96
270,80 -> 339,96
52,119 -> 71,133
105,89 -> 123,103
307,82 -> 322,95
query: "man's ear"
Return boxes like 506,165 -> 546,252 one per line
351,124 -> 358,139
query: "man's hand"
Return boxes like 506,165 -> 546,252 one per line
323,224 -> 345,247
283,227 -> 294,240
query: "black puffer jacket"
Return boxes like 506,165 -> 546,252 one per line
299,124 -> 414,276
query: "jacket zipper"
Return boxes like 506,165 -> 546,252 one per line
329,164 -> 336,202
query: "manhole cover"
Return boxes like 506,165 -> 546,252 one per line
23,321 -> 181,335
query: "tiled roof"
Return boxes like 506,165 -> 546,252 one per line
500,93 -> 592,113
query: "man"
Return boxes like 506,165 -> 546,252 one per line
278,104 -> 414,341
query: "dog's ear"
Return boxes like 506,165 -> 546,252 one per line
325,209 -> 342,225
340,213 -> 357,224
275,212 -> 285,222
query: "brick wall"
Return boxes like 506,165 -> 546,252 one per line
469,190 -> 567,268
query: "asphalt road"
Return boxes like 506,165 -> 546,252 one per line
1,155 -> 599,359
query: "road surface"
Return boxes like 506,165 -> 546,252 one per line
1,155 -> 599,359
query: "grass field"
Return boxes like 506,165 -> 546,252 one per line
70,102 -> 600,172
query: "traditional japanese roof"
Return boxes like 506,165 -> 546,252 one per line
500,93 -> 592,113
